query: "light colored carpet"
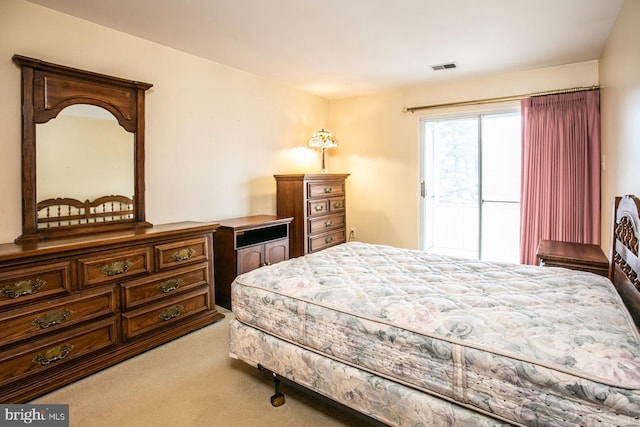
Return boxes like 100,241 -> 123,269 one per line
32,307 -> 374,427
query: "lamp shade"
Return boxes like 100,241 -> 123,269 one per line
307,129 -> 338,149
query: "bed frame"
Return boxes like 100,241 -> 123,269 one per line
610,195 -> 640,329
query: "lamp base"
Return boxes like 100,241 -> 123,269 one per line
319,148 -> 330,174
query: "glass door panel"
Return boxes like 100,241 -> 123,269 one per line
421,111 -> 521,262
480,112 -> 521,263
423,117 -> 479,259
481,202 -> 520,262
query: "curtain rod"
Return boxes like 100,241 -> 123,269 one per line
401,85 -> 600,113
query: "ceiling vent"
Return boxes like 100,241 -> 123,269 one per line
431,62 -> 457,71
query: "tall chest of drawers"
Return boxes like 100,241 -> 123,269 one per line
0,222 -> 224,402
275,174 -> 349,258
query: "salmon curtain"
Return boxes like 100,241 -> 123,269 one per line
520,90 -> 601,265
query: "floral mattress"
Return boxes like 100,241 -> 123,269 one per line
231,242 -> 640,425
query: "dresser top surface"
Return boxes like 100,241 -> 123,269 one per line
536,239 -> 609,266
215,215 -> 293,231
274,173 -> 350,181
0,221 -> 219,262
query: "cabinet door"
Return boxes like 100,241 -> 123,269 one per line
237,245 -> 265,275
264,239 -> 289,266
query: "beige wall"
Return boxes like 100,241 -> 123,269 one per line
329,62 -> 599,249
599,0 -> 640,256
0,0 -> 329,243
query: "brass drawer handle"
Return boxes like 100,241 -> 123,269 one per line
31,309 -> 73,329
324,220 -> 333,227
159,305 -> 184,321
158,278 -> 182,293
102,260 -> 132,276
314,205 -> 324,212
33,344 -> 74,366
325,236 -> 334,244
171,248 -> 195,262
333,201 -> 343,209
324,187 -> 333,193
1,278 -> 46,299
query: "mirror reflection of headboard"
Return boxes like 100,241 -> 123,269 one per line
12,55 -> 153,242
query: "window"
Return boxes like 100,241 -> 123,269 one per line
420,111 -> 521,262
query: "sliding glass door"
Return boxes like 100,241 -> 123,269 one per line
420,111 -> 521,262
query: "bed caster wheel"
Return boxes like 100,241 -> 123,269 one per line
265,369 -> 286,407
271,392 -> 285,407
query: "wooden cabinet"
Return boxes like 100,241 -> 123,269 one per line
237,240 -> 288,274
214,215 -> 292,309
536,239 -> 609,277
0,222 -> 224,403
274,174 -> 349,258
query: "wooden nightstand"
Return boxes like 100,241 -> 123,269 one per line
213,215 -> 293,309
536,240 -> 609,277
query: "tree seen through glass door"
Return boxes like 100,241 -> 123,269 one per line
421,112 -> 521,263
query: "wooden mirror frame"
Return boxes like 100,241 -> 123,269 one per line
13,55 -> 153,242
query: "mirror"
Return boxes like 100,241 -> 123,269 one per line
13,55 -> 153,242
37,104 -> 134,204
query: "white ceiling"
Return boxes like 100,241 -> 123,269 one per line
26,0 -> 623,99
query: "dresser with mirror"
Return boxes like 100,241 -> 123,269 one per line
0,56 -> 224,402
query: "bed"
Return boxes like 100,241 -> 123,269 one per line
228,195 -> 640,426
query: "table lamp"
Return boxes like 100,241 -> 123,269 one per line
307,129 -> 338,173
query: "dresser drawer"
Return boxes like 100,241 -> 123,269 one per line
328,197 -> 345,213
121,262 -> 210,309
78,247 -> 152,288
309,214 -> 345,235
121,289 -> 211,340
308,182 -> 345,198
0,261 -> 71,308
308,199 -> 329,217
0,287 -> 117,346
0,317 -> 118,387
308,229 -> 346,253
155,237 -> 209,271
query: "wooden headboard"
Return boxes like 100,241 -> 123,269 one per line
610,195 -> 640,329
